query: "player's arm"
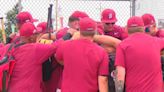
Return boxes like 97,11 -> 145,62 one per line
55,42 -> 64,65
101,45 -> 116,53
56,59 -> 64,65
37,33 -> 56,44
114,66 -> 125,92
114,44 -> 126,92
98,76 -> 108,92
161,50 -> 164,56
98,51 -> 109,92
94,35 -> 121,53
71,32 -> 121,48
93,35 -> 121,48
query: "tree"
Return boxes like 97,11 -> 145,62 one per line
5,3 -> 19,37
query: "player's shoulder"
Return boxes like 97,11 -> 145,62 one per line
57,27 -> 69,32
156,29 -> 164,38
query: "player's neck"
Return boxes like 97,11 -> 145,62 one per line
80,35 -> 94,42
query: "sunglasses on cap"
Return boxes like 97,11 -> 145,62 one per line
105,22 -> 115,25
145,24 -> 156,33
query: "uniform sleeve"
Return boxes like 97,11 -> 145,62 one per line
121,27 -> 128,40
158,38 -> 164,49
157,30 -> 164,38
55,42 -> 64,64
35,43 -> 56,64
56,28 -> 68,40
98,50 -> 109,76
115,44 -> 126,68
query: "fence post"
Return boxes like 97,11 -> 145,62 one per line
131,0 -> 136,16
55,0 -> 58,31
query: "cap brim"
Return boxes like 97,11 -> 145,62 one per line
35,27 -> 42,33
101,19 -> 117,23
145,23 -> 156,27
31,19 -> 38,22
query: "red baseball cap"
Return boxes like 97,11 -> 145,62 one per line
16,11 -> 38,24
127,16 -> 144,28
20,22 -> 37,37
70,11 -> 89,19
79,17 -> 96,32
101,9 -> 117,23
141,13 -> 156,26
36,22 -> 47,33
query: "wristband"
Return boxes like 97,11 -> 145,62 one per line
62,33 -> 72,40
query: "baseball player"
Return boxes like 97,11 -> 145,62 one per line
142,13 -> 164,81
115,16 -> 164,92
101,9 -> 128,40
6,11 -> 38,44
100,8 -> 129,92
7,22 -> 56,92
55,17 -> 109,92
142,13 -> 164,38
56,10 -> 89,40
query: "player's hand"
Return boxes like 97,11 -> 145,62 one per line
9,33 -> 16,39
67,28 -> 78,35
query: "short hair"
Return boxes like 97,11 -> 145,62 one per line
68,16 -> 79,23
80,31 -> 95,37
128,27 -> 144,34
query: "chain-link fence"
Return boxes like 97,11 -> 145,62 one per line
0,0 -> 132,42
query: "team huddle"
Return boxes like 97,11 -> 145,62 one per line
0,8 -> 164,92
